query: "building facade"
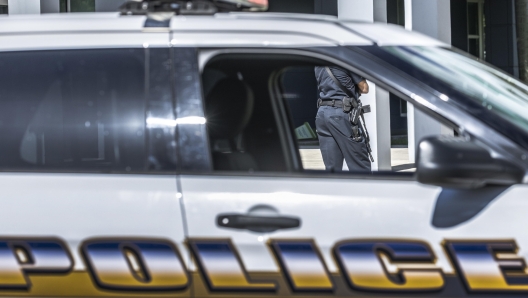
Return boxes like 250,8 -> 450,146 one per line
0,0 -> 517,78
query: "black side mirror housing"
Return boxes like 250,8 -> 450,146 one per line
416,136 -> 524,189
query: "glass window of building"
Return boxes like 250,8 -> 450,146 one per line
0,1 -> 7,15
60,0 -> 95,13
467,0 -> 485,59
387,0 -> 405,27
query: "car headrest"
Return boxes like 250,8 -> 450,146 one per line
205,77 -> 254,140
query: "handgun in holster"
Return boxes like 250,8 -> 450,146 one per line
347,97 -> 368,139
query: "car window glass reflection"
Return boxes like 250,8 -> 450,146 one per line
201,54 -> 456,175
0,49 -> 147,173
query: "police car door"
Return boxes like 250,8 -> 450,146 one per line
0,31 -> 190,296
178,46 -> 528,298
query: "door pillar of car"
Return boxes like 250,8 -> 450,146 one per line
338,0 -> 392,171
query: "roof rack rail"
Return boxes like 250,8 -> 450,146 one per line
119,0 -> 267,16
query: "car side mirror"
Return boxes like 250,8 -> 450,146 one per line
416,136 -> 524,189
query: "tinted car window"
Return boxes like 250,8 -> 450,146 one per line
0,49 -> 146,172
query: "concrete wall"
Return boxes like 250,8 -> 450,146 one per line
410,0 -> 451,43
338,0 -> 373,22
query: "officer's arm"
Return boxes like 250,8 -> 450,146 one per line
346,69 -> 369,94
332,67 -> 370,95
330,67 -> 356,95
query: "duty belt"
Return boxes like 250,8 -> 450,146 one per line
317,98 -> 343,108
317,99 -> 371,113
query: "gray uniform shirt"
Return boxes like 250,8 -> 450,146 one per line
314,66 -> 364,101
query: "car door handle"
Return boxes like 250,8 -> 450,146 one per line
216,213 -> 301,233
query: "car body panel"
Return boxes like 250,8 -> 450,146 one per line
0,12 -> 451,51
180,175 -> 441,273
343,22 -> 447,46
0,10 -> 527,298
0,173 -> 190,297
0,13 -> 145,33
170,32 -> 336,47
0,33 -> 169,52
180,175 -> 528,297
0,173 -> 188,270
170,15 -> 372,46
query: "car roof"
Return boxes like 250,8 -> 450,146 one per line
0,12 -> 446,51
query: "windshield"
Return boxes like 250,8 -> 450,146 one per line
366,46 -> 528,148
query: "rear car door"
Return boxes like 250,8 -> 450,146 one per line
0,41 -> 190,296
179,46 -> 528,298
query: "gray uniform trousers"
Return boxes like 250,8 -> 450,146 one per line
315,106 -> 371,172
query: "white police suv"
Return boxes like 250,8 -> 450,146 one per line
0,0 -> 527,297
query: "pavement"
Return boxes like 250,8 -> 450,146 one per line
299,147 -> 415,172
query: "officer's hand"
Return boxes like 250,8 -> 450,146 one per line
358,79 -> 369,94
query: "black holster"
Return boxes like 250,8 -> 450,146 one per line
342,96 -> 356,113
345,97 -> 364,142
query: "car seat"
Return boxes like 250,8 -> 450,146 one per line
205,77 -> 259,171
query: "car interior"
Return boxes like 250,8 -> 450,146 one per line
200,53 -> 454,174
201,53 -> 315,173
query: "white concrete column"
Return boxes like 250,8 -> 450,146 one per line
338,0 -> 373,22
373,0 -> 387,23
338,0 -> 392,171
8,0 -> 40,14
405,0 -> 452,163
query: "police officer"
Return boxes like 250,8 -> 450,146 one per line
314,66 -> 371,172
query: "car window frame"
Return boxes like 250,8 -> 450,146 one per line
196,48 -> 442,179
193,47 -> 527,181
